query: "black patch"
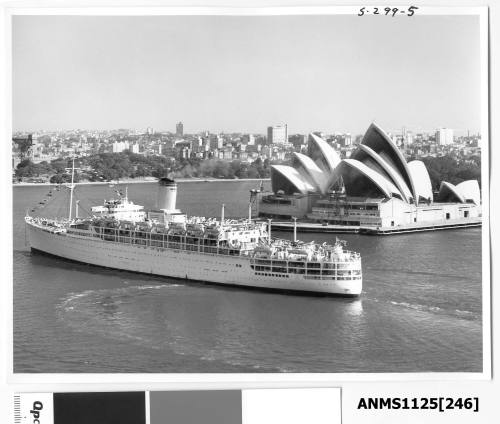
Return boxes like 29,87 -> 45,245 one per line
54,392 -> 145,424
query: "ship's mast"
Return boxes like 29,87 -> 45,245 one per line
292,216 -> 297,243
267,218 -> 272,243
221,203 -> 225,226
248,202 -> 252,223
68,157 -> 75,220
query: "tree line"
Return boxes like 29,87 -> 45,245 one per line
14,151 -> 481,190
14,151 -> 272,183
419,155 -> 481,190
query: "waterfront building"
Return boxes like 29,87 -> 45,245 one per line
258,123 -> 481,229
437,180 -> 481,206
267,124 -> 288,145
261,133 -> 341,219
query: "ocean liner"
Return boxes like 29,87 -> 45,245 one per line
25,177 -> 363,296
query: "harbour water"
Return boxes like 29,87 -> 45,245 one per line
13,181 -> 483,373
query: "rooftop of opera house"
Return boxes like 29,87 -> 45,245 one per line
257,123 -> 481,233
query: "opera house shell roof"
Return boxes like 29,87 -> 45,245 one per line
270,122 -> 480,206
436,180 -> 481,205
271,133 -> 341,196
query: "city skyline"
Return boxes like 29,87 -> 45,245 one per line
13,15 -> 481,135
11,124 -> 481,138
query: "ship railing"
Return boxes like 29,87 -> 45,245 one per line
85,224 -> 254,257
249,257 -> 362,280
28,216 -> 69,228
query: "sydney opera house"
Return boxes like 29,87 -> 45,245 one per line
257,123 -> 481,228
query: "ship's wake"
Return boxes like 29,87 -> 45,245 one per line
55,284 -> 369,372
387,300 -> 480,321
55,283 -> 481,373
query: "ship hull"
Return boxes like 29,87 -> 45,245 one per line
26,222 -> 362,296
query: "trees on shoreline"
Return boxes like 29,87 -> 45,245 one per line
419,155 -> 481,190
14,151 -> 481,190
14,152 -> 272,182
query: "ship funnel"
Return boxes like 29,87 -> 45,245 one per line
157,177 -> 177,212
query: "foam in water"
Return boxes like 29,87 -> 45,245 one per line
388,300 -> 478,320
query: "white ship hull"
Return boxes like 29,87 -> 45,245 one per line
26,221 -> 362,296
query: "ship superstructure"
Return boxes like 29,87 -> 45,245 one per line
90,188 -> 146,222
25,178 -> 362,296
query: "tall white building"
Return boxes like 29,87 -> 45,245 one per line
112,141 -> 130,153
436,128 -> 454,145
267,124 -> 288,145
405,131 -> 414,146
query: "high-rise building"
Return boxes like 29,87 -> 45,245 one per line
176,122 -> 184,137
436,128 -> 454,145
217,135 -> 224,149
405,131 -> 414,146
267,124 -> 288,145
112,141 -> 130,153
342,133 -> 352,147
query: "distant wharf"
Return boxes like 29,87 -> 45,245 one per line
269,217 -> 482,236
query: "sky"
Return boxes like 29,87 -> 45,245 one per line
12,14 -> 481,135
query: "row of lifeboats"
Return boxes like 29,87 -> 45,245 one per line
251,238 -> 357,263
89,218 -> 230,239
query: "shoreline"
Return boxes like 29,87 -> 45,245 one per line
13,177 -> 270,187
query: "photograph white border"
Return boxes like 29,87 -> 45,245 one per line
2,1 -> 492,391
